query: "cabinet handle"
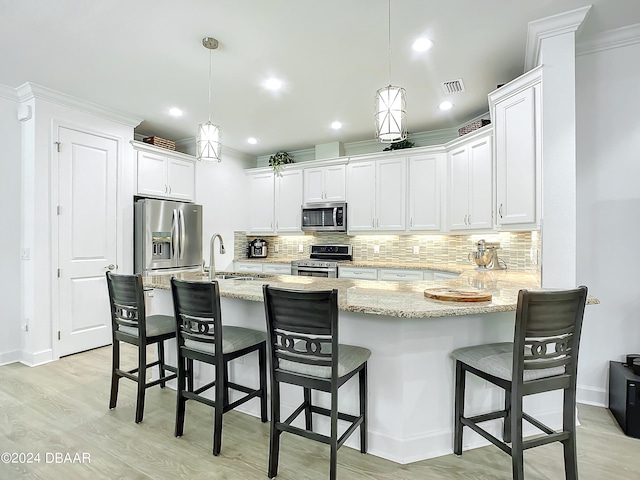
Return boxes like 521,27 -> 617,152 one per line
410,217 -> 413,227
165,185 -> 168,194
464,214 -> 468,225
372,218 -> 375,227
276,221 -> 279,229
499,203 -> 503,218
468,214 -> 471,225
168,185 -> 172,194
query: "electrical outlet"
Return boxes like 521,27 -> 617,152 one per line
413,246 -> 420,255
298,244 -> 304,253
373,245 -> 380,254
21,248 -> 30,260
274,244 -> 279,253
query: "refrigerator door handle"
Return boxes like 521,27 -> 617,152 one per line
178,208 -> 186,260
171,208 -> 178,260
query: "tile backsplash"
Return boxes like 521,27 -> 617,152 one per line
235,231 -> 541,271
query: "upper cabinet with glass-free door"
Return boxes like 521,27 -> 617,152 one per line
489,65 -> 542,230
303,162 -> 346,204
134,141 -> 195,201
408,151 -> 444,232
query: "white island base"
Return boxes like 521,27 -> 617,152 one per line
150,288 -> 564,464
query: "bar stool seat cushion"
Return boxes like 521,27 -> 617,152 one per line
185,326 -> 267,355
279,343 -> 371,379
451,342 -> 565,382
119,314 -> 175,337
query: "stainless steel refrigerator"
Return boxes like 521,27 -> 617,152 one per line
134,198 -> 203,275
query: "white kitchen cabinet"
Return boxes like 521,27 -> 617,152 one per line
233,261 -> 292,275
379,269 -> 424,282
338,266 -> 378,280
347,156 -> 406,232
447,131 -> 493,231
233,261 -> 264,273
246,167 -> 303,234
134,142 -> 195,201
408,153 -> 444,231
275,169 -> 303,232
303,164 -> 346,203
432,271 -> 460,280
247,171 -> 276,234
489,66 -> 542,229
262,263 -> 292,275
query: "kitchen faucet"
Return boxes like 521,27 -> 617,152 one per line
209,233 -> 226,281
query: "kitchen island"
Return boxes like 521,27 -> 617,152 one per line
144,269 -> 598,464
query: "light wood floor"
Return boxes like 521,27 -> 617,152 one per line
1,344 -> 639,480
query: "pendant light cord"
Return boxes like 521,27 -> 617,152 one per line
387,0 -> 391,85
208,47 -> 212,123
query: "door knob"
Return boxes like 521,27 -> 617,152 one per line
106,264 -> 116,270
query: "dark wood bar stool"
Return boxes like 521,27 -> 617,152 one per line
105,272 -> 177,424
262,285 -> 370,480
452,286 -> 588,480
170,278 -> 268,455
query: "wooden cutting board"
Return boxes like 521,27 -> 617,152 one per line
424,288 -> 492,302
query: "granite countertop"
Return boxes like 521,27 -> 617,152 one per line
144,269 -> 599,319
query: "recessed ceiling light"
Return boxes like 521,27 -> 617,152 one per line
331,121 -> 342,130
264,78 -> 283,91
169,107 -> 183,117
412,38 -> 433,52
247,137 -> 258,145
439,101 -> 453,111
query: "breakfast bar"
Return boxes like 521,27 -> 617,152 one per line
144,269 -> 598,464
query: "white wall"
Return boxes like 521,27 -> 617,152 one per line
576,37 -> 640,405
190,147 -> 253,271
0,87 -> 22,364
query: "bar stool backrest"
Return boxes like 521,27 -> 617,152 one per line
263,286 -> 339,381
170,278 -> 224,357
513,286 -> 588,383
106,272 -> 146,339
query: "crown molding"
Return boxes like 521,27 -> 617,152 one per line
576,23 -> 640,56
525,5 -> 592,71
0,83 -> 18,102
16,83 -> 142,127
172,135 -> 256,163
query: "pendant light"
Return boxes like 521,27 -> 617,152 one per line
374,0 -> 407,143
196,37 -> 222,162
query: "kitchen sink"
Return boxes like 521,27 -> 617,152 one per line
215,274 -> 255,280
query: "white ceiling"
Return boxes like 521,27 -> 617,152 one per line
2,0 -> 639,156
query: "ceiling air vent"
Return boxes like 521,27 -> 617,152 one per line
441,79 -> 465,94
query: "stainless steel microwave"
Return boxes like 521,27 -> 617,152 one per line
301,202 -> 347,232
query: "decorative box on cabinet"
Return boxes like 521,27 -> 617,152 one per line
134,141 -> 195,201
347,156 -> 406,232
446,130 -> 493,232
489,65 -> 542,230
303,163 -> 346,204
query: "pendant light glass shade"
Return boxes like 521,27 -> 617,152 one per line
375,85 -> 407,143
196,121 -> 221,162
196,37 -> 221,162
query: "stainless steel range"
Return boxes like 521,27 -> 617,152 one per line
291,244 -> 352,278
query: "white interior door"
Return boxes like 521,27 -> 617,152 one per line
57,127 -> 117,356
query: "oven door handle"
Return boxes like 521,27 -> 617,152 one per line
333,207 -> 337,227
296,266 -> 335,273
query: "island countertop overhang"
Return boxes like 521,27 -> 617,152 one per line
143,269 -> 599,319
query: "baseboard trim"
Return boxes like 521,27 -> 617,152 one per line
577,385 -> 607,407
0,350 -> 22,366
20,349 -> 54,367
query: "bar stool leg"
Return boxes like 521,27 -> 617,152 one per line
510,392 -> 524,480
174,353 -> 187,437
268,381 -> 281,479
213,360 -> 225,456
303,388 -> 313,430
329,387 -> 339,480
563,388 -> 578,480
135,343 -> 147,424
158,340 -> 167,388
359,364 -> 368,454
109,340 -> 120,409
258,344 -> 268,423
503,389 -> 512,443
453,360 -> 465,455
